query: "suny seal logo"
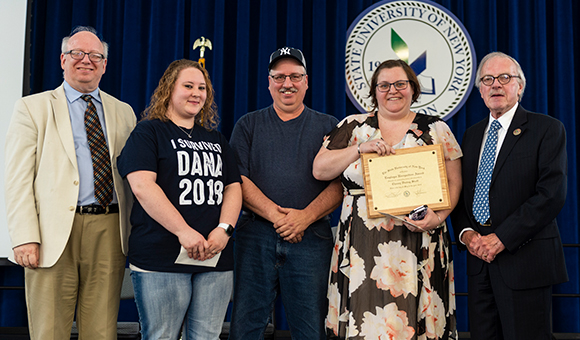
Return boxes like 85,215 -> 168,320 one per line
345,0 -> 476,120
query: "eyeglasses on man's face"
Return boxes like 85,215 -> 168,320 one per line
64,50 -> 105,63
376,80 -> 409,93
270,73 -> 306,83
480,74 -> 520,86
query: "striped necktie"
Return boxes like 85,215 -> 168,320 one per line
81,95 -> 113,207
472,119 -> 502,224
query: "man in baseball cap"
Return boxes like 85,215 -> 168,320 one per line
268,46 -> 307,71
229,47 -> 342,339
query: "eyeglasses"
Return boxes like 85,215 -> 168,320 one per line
270,73 -> 306,83
64,50 -> 105,63
480,74 -> 520,86
376,80 -> 409,93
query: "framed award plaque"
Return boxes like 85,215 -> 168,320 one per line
361,144 -> 451,218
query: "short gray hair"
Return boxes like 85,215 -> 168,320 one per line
475,51 -> 526,101
61,26 -> 108,59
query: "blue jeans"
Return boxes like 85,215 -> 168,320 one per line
131,269 -> 233,340
229,215 -> 333,340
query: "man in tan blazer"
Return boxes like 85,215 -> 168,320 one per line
4,26 -> 136,340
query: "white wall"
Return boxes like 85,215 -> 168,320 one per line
0,0 -> 27,258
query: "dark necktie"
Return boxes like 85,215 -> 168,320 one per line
472,119 -> 502,224
81,95 -> 113,207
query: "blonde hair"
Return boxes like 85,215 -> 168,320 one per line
143,59 -> 219,131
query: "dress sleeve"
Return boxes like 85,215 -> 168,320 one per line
323,114 -> 373,150
429,120 -> 463,161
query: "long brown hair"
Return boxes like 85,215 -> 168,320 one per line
143,59 -> 219,131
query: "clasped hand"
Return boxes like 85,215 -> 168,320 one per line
273,206 -> 311,243
178,226 -> 230,261
462,230 -> 505,263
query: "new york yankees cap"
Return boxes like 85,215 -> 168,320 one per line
268,47 -> 307,72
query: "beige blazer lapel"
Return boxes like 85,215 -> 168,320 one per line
100,90 -> 118,159
51,85 -> 77,169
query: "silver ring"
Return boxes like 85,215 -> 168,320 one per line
376,141 -> 379,146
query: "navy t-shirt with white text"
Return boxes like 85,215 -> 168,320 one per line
117,119 -> 241,273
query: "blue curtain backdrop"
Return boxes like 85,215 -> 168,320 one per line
1,0 -> 578,334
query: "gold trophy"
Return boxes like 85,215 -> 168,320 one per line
193,36 -> 212,68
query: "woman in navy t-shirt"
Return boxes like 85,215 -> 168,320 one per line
118,59 -> 242,339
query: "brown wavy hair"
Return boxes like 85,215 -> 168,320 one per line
367,59 -> 421,112
143,59 -> 219,131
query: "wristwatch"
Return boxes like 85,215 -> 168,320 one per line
217,223 -> 234,237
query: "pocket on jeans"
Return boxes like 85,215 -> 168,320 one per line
235,215 -> 252,232
311,220 -> 333,240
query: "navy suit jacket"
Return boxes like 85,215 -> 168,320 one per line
452,104 -> 568,290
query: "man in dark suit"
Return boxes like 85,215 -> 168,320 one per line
452,52 -> 568,340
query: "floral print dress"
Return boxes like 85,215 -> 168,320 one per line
325,112 -> 462,340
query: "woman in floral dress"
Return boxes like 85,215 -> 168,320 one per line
313,60 -> 462,340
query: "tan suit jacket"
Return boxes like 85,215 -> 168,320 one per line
4,84 -> 136,267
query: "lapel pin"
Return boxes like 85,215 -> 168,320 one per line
513,128 -> 521,136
